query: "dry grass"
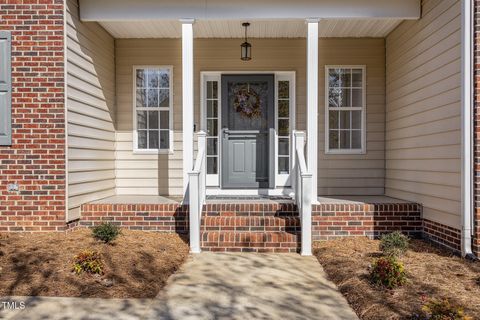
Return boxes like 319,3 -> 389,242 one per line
314,238 -> 480,320
0,229 -> 189,298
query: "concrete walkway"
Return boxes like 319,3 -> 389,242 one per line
1,253 -> 358,320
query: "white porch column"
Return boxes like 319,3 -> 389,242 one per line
181,19 -> 195,193
306,18 -> 319,203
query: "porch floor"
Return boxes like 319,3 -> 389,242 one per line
317,195 -> 411,204
90,195 -> 182,204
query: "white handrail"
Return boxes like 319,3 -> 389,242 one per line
294,131 -> 313,256
188,131 -> 207,253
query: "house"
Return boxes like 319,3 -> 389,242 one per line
0,0 -> 478,257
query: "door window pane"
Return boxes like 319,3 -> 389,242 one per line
278,157 -> 289,174
278,138 -> 289,156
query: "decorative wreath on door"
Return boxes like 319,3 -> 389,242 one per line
233,86 -> 262,119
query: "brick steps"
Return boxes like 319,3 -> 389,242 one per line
200,201 -> 301,253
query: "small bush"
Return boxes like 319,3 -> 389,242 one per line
380,231 -> 409,257
412,298 -> 473,320
72,250 -> 104,275
92,222 -> 121,243
370,256 -> 406,289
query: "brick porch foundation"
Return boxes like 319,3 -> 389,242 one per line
63,199 -> 468,255
79,203 -> 188,233
312,202 -> 422,241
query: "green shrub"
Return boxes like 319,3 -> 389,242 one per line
412,298 -> 472,320
379,231 -> 409,257
370,256 -> 406,289
72,250 -> 104,275
92,222 -> 121,243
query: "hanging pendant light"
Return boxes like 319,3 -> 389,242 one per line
241,22 -> 252,61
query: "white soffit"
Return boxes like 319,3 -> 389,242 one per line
99,19 -> 403,39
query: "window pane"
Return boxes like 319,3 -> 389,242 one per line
207,157 -> 218,174
149,111 -> 159,129
340,130 -> 351,149
160,111 -> 169,129
207,138 -> 218,156
278,119 -> 289,136
207,100 -> 218,118
212,81 -> 218,99
329,130 -> 339,149
149,130 -> 159,149
340,70 -> 351,87
148,89 -> 158,108
339,88 -> 351,107
160,130 -> 169,149
159,89 -> 169,108
159,70 -> 170,88
352,89 -> 362,107
147,69 -> 159,88
329,69 -> 340,87
329,110 -> 339,129
137,111 -> 147,129
278,100 -> 289,117
207,81 -> 213,99
339,111 -> 351,129
278,157 -> 289,174
138,130 -> 147,149
136,69 -> 147,88
352,111 -> 361,129
328,88 -> 340,108
279,138 -> 289,156
207,119 -> 218,136
352,130 -> 362,149
136,89 -> 147,108
278,81 -> 289,99
352,69 -> 363,87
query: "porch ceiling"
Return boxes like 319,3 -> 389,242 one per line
99,19 -> 403,39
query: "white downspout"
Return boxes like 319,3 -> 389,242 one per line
461,0 -> 475,258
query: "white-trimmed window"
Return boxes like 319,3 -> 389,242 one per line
325,66 -> 366,154
134,66 -> 173,153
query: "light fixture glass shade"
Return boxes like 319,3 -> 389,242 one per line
241,41 -> 251,61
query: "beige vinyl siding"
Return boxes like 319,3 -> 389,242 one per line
66,0 -> 116,220
115,39 -> 182,196
318,39 -> 386,195
385,0 -> 461,228
116,38 -> 385,196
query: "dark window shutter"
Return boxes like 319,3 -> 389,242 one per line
0,31 -> 11,146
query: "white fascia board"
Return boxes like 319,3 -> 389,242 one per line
79,0 -> 420,21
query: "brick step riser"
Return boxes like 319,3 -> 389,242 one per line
201,216 -> 300,233
200,231 -> 301,253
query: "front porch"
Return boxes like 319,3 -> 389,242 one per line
65,0 -> 465,255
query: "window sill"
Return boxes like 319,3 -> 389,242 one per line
133,149 -> 173,155
325,149 -> 366,155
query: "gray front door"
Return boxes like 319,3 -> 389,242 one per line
221,75 -> 274,188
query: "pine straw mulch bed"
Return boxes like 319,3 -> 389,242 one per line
314,238 -> 480,320
0,229 -> 189,298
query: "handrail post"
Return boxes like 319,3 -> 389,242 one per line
188,171 -> 201,253
197,131 -> 207,205
294,131 -> 312,256
188,130 -> 207,254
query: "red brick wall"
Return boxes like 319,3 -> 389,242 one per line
0,0 -> 66,232
474,0 -> 480,257
423,219 -> 462,253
